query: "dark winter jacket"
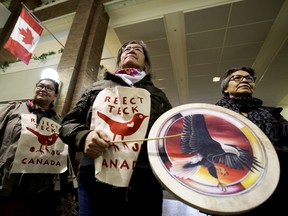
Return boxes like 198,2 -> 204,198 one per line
216,96 -> 288,148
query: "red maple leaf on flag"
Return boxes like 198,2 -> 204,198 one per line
19,27 -> 34,45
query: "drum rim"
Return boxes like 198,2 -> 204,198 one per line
148,103 -> 280,215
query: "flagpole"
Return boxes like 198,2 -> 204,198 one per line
21,2 -> 65,48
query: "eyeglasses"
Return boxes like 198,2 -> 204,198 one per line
122,46 -> 144,53
36,83 -> 55,92
229,75 -> 256,83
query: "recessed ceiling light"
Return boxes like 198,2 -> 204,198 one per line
213,77 -> 220,82
153,78 -> 165,81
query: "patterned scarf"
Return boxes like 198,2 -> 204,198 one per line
216,96 -> 279,145
26,99 -> 57,123
115,68 -> 146,86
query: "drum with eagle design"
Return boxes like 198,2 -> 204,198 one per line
147,103 -> 279,215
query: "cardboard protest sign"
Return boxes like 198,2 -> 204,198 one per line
11,114 -> 68,174
92,86 -> 151,187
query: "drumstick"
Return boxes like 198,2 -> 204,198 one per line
110,133 -> 184,143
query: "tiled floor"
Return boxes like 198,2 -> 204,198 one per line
163,190 -> 211,216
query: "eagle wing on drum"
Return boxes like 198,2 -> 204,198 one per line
170,114 -> 262,192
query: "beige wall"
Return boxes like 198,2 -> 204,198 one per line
0,54 -> 60,104
279,105 -> 288,120
1,52 -> 288,122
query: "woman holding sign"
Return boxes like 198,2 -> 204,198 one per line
0,78 -> 71,216
59,40 -> 172,216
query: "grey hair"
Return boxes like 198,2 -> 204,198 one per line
220,65 -> 256,96
116,40 -> 152,74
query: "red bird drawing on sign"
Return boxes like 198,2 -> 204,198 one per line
26,127 -> 58,154
97,111 -> 148,151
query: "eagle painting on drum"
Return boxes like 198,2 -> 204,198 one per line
160,113 -> 265,195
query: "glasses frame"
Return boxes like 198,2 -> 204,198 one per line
229,75 -> 256,83
122,46 -> 144,53
35,83 -> 55,92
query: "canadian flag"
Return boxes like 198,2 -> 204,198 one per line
4,8 -> 44,65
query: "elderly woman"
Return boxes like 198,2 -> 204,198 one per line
59,40 -> 172,216
216,65 -> 288,215
0,78 -> 69,215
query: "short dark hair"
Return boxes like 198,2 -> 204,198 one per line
36,78 -> 59,94
220,65 -> 256,96
116,40 -> 152,74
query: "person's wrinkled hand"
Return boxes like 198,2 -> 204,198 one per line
84,130 -> 111,158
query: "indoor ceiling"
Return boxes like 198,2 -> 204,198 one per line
2,0 -> 288,108
101,0 -> 288,108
